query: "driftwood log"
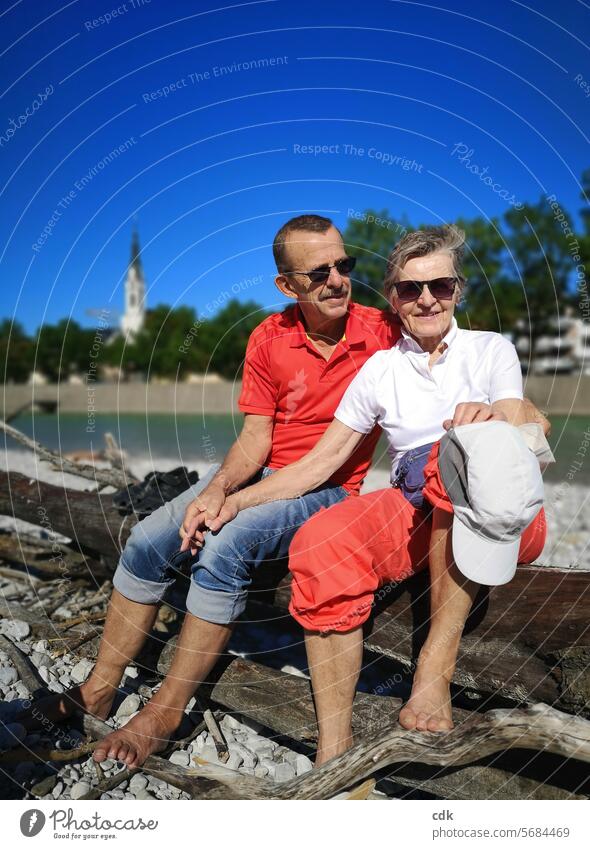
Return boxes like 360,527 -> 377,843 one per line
160,654 -> 590,800
2,467 -> 590,717
75,700 -> 590,801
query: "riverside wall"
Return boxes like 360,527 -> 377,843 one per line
2,376 -> 590,420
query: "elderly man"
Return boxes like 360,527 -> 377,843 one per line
28,214 -> 400,765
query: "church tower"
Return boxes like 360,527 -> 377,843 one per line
120,228 -> 146,339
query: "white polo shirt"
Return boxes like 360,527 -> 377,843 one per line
335,318 -> 523,481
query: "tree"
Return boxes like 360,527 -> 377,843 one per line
342,210 -> 411,307
34,319 -> 96,382
0,319 -> 34,382
456,216 -> 522,332
128,304 -> 200,378
502,200 -> 572,346
206,300 -> 269,380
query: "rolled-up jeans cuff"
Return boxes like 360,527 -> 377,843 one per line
186,582 -> 247,625
113,563 -> 174,604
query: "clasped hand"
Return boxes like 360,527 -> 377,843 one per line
178,483 -> 240,556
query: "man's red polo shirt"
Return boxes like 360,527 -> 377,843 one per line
238,302 -> 401,493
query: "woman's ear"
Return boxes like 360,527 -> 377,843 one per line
274,273 -> 298,300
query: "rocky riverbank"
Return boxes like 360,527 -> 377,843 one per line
0,450 -> 588,801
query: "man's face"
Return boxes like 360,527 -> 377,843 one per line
276,226 -> 353,324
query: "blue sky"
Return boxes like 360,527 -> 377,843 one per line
1,0 -> 589,334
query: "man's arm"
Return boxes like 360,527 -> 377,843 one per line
179,414 -> 273,546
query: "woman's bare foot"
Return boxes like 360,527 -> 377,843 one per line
17,680 -> 115,731
93,703 -> 181,768
398,666 -> 454,733
314,737 -> 353,768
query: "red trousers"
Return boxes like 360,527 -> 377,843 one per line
288,443 -> 547,633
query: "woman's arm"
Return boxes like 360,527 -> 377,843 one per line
181,419 -> 365,545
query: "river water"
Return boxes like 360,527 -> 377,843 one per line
5,411 -> 590,487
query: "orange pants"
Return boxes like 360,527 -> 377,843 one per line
288,443 -> 547,633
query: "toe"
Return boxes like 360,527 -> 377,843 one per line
415,712 -> 430,732
115,742 -> 130,762
398,708 -> 417,730
92,742 -> 109,763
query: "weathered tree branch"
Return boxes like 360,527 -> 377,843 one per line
0,418 -> 134,489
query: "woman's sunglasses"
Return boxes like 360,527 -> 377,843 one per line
287,256 -> 357,284
393,276 -> 461,302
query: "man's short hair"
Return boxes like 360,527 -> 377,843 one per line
384,225 -> 466,299
272,215 -> 340,273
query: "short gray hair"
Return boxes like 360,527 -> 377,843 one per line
384,225 -> 466,299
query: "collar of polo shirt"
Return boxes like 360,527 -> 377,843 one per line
400,316 -> 459,356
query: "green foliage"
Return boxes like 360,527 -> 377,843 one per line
342,210 -> 411,307
0,319 -> 34,382
34,318 -> 97,382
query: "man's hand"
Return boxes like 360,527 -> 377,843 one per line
180,495 -> 240,555
443,402 -> 507,431
179,482 -> 226,554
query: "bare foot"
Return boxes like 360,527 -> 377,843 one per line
17,680 -> 115,731
398,667 -> 454,733
314,736 -> 353,767
93,703 -> 180,768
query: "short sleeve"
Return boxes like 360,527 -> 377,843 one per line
238,325 -> 278,415
488,336 -> 523,402
334,355 -> 382,433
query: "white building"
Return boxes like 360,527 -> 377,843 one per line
514,308 -> 590,374
120,228 -> 146,340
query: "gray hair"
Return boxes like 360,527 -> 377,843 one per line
384,225 -> 466,299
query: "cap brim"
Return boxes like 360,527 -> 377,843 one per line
452,519 -> 520,586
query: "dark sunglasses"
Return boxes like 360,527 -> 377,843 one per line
393,276 -> 461,302
287,255 -> 357,284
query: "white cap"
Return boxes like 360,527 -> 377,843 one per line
438,420 -> 544,586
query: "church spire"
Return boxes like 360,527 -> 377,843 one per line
121,226 -> 146,340
130,226 -> 143,277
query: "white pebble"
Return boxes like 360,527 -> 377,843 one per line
294,754 -> 313,775
0,666 -> 18,686
70,781 -> 91,799
135,789 -> 156,800
273,762 -> 296,782
169,750 -> 190,767
70,658 -> 94,684
115,693 -> 141,719
0,620 -> 30,640
51,781 -> 64,799
129,774 -> 148,792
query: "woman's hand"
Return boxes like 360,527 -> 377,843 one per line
443,402 -> 507,430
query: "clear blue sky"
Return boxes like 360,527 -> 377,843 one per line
1,0 -> 589,334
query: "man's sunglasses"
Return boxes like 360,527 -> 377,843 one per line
393,276 -> 461,302
286,255 -> 357,284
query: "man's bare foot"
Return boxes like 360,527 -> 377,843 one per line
398,667 -> 454,733
17,680 -> 115,731
93,703 -> 180,768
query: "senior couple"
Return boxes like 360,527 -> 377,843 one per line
30,214 -> 548,768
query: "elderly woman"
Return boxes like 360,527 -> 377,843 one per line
200,225 -> 547,764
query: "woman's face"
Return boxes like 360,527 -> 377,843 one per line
390,251 -> 460,348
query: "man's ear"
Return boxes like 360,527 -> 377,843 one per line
274,273 -> 298,300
